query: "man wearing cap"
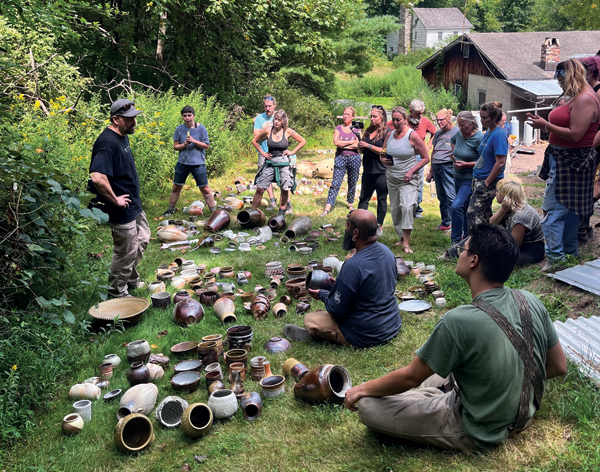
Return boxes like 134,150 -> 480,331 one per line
284,209 -> 401,348
88,99 -> 150,298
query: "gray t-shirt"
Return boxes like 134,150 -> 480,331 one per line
431,127 -> 459,164
505,204 -> 544,245
452,131 -> 484,180
173,123 -> 209,165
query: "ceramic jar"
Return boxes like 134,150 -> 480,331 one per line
265,261 -> 284,278
114,413 -> 154,453
99,362 -> 113,379
202,334 -> 224,357
117,383 -> 159,420
285,216 -> 312,239
306,270 -> 334,291
155,396 -> 189,428
219,266 -> 235,279
282,358 -> 310,380
250,356 -> 266,380
103,354 -> 121,368
127,361 -> 150,387
285,277 -> 307,299
197,341 -> 219,366
272,303 -> 287,318
126,340 -> 151,363
226,324 -> 253,351
293,364 -> 352,403
147,281 -> 166,294
73,399 -> 92,422
171,276 -> 186,290
203,272 -> 216,284
268,214 -> 287,231
260,375 -> 286,398
224,349 -> 248,369
69,383 -> 101,400
205,362 -> 223,378
207,389 -> 238,420
205,371 -> 223,392
173,298 -> 204,327
62,413 -> 84,435
286,265 -> 306,280
181,403 -> 214,438
173,290 -> 191,304
151,291 -> 171,309
237,208 -> 267,228
205,209 -> 231,232
147,363 -> 164,381
199,290 -> 219,307
240,392 -> 263,421
213,297 -> 236,323
181,260 -> 197,272
250,294 -> 270,320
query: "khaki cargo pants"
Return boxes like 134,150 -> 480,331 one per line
303,310 -> 352,347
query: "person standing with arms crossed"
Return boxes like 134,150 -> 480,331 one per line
88,99 -> 150,299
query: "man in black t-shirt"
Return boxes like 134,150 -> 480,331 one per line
88,99 -> 151,298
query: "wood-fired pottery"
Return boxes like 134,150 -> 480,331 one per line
171,371 -> 201,392
62,413 -> 84,435
172,298 -> 204,327
293,364 -> 352,403
207,389 -> 238,420
155,395 -> 189,428
125,340 -> 151,363
181,403 -> 213,437
127,361 -> 150,387
114,413 -> 154,453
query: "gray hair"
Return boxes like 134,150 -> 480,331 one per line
456,111 -> 479,132
409,99 -> 426,113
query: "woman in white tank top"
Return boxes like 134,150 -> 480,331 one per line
382,107 -> 430,253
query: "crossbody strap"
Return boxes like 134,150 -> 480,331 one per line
471,289 -> 544,432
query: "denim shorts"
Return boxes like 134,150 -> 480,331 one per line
174,162 -> 208,187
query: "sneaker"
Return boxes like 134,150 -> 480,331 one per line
376,225 -> 383,237
283,324 -> 313,342
414,213 -> 423,218
285,202 -> 294,215
541,261 -> 560,273
437,224 -> 451,231
128,281 -> 146,290
266,199 -> 278,211
162,208 -> 175,217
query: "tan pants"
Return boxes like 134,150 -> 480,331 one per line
108,211 -> 151,298
386,168 -> 420,237
303,310 -> 352,347
357,374 -> 479,452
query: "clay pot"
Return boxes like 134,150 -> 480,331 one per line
173,290 -> 191,304
219,266 -> 235,279
127,361 -> 150,387
207,389 -> 238,420
240,392 -> 263,420
306,270 -> 334,291
99,362 -> 113,379
202,334 -> 224,357
285,277 -> 307,299
147,363 -> 164,381
268,214 -> 287,231
155,396 -> 189,428
250,356 -> 266,381
156,270 -> 176,282
69,383 -> 101,400
171,371 -> 201,392
203,272 -> 216,284
263,360 -> 273,378
296,301 -> 311,314
220,291 -> 236,301
181,403 -> 214,437
279,295 -> 292,306
114,413 -> 154,453
224,349 -> 248,369
205,362 -> 223,377
251,294 -> 271,320
272,303 -> 287,318
263,336 -> 292,353
73,399 -> 92,422
151,291 -> 171,309
197,341 -> 219,366
265,261 -> 285,278
205,209 -> 231,232
126,340 -> 151,363
241,291 -> 255,302
269,277 -> 282,289
395,256 -> 410,279
213,297 -> 236,323
293,364 -> 352,403
199,290 -> 219,307
230,368 -> 245,398
260,375 -> 286,398
205,371 -> 223,391
282,358 -> 310,380
171,276 -> 186,290
226,324 -> 253,351
117,383 -> 159,419
157,225 -> 187,243
237,208 -> 266,228
173,299 -> 204,327
149,353 -> 170,369
196,264 -> 207,275
174,359 -> 203,374
62,413 -> 84,435
147,281 -> 166,294
228,362 -> 247,381
287,265 -> 307,280
104,354 -> 121,369
285,216 -> 312,239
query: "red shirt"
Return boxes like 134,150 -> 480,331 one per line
387,116 -> 437,141
549,94 -> 600,148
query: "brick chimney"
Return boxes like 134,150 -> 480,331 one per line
541,37 -> 560,71
398,4 -> 412,55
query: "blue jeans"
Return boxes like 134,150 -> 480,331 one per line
174,162 -> 209,187
451,177 -> 472,243
415,157 -> 424,216
541,154 -> 579,263
431,162 -> 456,227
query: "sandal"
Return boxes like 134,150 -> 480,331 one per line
347,204 -> 355,212
320,209 -> 330,217
403,245 -> 413,254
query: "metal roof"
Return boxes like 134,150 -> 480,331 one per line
548,260 -> 600,296
506,80 -> 563,99
554,316 -> 600,385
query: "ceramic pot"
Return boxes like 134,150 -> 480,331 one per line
69,383 -> 101,400
104,354 -> 121,369
224,349 -> 248,369
151,291 -> 171,309
203,272 -> 216,284
202,335 -> 224,357
285,216 -> 312,239
147,281 -> 166,294
96,379 -> 110,389
181,260 -> 197,272
173,290 -> 191,304
306,269 -> 334,291
230,369 -> 245,398
172,298 -> 204,327
226,324 -> 253,351
127,361 -> 150,387
181,403 -> 213,438
279,295 -> 292,306
265,261 -> 284,278
240,392 -> 263,421
174,359 -> 203,374
213,297 -> 236,323
126,340 -> 151,363
260,375 -> 286,398
157,225 -> 187,243
171,276 -> 186,290
268,214 -> 287,231
205,362 -> 223,377
285,277 -> 307,299
197,341 -> 219,366
205,371 -> 223,392
99,362 -> 113,379
269,303 -> 287,319
156,270 -> 176,282
114,413 -> 154,453
62,413 -> 84,435
228,362 -> 247,381
205,209 -> 231,232
293,364 -> 352,403
147,363 -> 164,381
395,256 -> 410,279
286,266 -> 307,280
253,225 -> 273,243
251,294 -> 270,320
296,301 -> 311,314
282,358 -> 310,380
155,395 -> 189,428
220,291 -> 236,301
171,371 -> 201,392
117,383 -> 159,419
180,269 -> 198,283
269,277 -> 282,289
250,356 -> 266,381
199,290 -> 219,307
204,281 -> 218,292
73,399 -> 92,422
196,264 -> 207,275
237,208 -> 267,228
219,266 -> 235,279
240,291 -> 255,302
207,389 -> 238,420
263,336 -> 292,353
149,353 -> 170,369
208,380 -> 225,394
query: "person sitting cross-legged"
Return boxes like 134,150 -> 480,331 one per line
284,209 -> 401,348
344,223 -> 567,452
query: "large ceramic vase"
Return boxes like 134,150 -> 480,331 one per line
126,340 -> 151,363
173,299 -> 204,327
117,383 -> 159,419
213,297 -> 236,323
181,403 -> 214,438
205,209 -> 231,232
268,214 -> 286,231
285,216 -> 312,239
237,208 -> 266,229
293,364 -> 352,403
114,413 -> 154,453
207,389 -> 238,420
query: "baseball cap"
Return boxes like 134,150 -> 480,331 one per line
110,99 -> 142,117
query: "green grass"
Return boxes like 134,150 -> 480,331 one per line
3,153 -> 600,472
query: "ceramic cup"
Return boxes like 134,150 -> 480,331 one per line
73,399 -> 92,422
151,291 -> 171,309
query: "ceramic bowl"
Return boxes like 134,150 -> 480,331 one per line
170,341 -> 199,356
260,375 -> 286,398
171,371 -> 201,392
174,359 -> 203,374
88,297 -> 150,326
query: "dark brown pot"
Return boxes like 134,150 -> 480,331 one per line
205,209 -> 231,232
240,392 -> 262,420
268,214 -> 287,231
173,290 -> 191,304
395,256 -> 410,279
237,208 -> 266,228
293,364 -> 352,403
127,361 -> 150,387
285,277 -> 307,299
199,290 -> 220,307
173,299 -> 204,327
250,294 -> 271,320
285,216 -> 312,239
197,341 -> 219,366
306,270 -> 334,291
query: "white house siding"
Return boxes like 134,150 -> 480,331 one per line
412,24 -> 468,50
412,21 -> 427,50
387,30 -> 400,56
467,74 -> 513,112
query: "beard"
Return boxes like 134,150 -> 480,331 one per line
342,227 -> 355,251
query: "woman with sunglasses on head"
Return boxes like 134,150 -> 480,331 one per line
320,107 -> 362,216
381,107 -> 430,253
357,105 -> 391,234
527,59 -> 600,271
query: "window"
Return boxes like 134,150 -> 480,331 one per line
478,90 -> 487,106
463,44 -> 470,58
455,83 -> 462,95
438,32 -> 443,40
454,31 -> 459,35
414,31 -> 418,41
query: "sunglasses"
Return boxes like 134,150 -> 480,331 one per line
116,102 -> 135,114
264,96 -> 275,101
371,105 -> 384,111
347,210 -> 359,228
554,69 -> 566,80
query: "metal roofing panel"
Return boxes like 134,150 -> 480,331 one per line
547,260 -> 600,296
554,316 -> 600,384
506,80 -> 563,99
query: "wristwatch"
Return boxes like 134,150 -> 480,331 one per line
369,144 -> 372,150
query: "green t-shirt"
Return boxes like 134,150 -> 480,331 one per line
416,286 -> 558,446
451,131 -> 483,180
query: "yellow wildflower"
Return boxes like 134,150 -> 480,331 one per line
36,148 -> 43,153
12,365 -> 17,371
34,100 -> 41,108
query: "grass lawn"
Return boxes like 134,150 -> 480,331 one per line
3,155 -> 600,472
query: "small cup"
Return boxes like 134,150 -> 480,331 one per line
73,399 -> 92,422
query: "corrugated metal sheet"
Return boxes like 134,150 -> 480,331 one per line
554,316 -> 600,384
506,80 -> 563,99
547,260 -> 600,296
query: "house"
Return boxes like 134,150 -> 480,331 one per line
387,7 -> 472,56
416,31 -> 600,136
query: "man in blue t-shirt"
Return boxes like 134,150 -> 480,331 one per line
88,99 -> 151,298
162,106 -> 217,217
284,209 -> 401,348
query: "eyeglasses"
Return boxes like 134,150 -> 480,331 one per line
554,69 -> 566,80
116,102 -> 135,114
347,210 -> 359,228
436,118 -> 447,124
371,105 -> 384,111
456,244 -> 474,256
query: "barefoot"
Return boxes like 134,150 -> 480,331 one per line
394,238 -> 404,246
